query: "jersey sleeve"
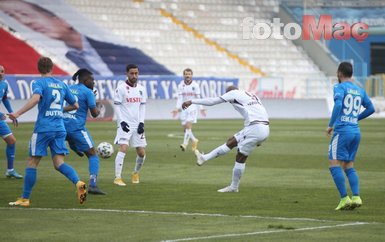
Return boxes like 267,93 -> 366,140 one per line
32,80 -> 43,96
141,86 -> 147,104
333,84 -> 344,102
2,82 -> 8,100
114,85 -> 123,105
64,84 -> 76,105
220,90 -> 235,102
175,84 -> 183,109
86,89 -> 96,109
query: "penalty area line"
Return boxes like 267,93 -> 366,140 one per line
161,222 -> 371,242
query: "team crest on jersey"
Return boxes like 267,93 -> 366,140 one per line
192,87 -> 195,91
139,90 -> 142,96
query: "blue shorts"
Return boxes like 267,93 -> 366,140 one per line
0,120 -> 12,138
328,132 -> 360,162
66,129 -> 95,153
29,131 -> 69,157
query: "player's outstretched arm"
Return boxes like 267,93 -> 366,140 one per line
8,94 -> 40,120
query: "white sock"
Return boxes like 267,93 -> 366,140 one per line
189,129 -> 197,141
115,151 -> 126,178
134,155 -> 145,173
203,143 -> 231,161
183,129 -> 190,145
230,162 -> 245,189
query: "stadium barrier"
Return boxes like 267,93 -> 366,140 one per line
1,75 -> 332,122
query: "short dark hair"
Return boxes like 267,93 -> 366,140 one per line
37,56 -> 53,74
183,68 -> 193,75
337,62 -> 353,78
126,64 -> 138,72
72,68 -> 93,82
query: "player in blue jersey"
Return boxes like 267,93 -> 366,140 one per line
0,65 -> 22,179
64,68 -> 106,195
327,62 -> 375,210
7,57 -> 87,207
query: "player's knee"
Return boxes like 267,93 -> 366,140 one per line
328,159 -> 339,167
137,149 -> 145,157
5,135 -> 16,145
85,148 -> 97,157
236,152 -> 247,163
226,137 -> 237,149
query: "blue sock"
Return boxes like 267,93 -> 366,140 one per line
6,144 -> 15,170
22,167 -> 37,199
329,166 -> 347,198
57,163 -> 80,185
89,155 -> 99,187
345,168 -> 359,196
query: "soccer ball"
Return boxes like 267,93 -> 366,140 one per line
97,142 -> 114,159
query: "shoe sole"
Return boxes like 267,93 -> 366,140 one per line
114,182 -> 127,186
77,183 -> 87,204
349,203 -> 362,210
6,175 -> 23,179
180,145 -> 186,152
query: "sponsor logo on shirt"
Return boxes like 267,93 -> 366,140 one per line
126,97 -> 142,103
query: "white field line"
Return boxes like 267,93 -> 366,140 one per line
162,222 -> 371,242
0,207 -> 373,224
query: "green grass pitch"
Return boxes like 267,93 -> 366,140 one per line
0,119 -> 384,241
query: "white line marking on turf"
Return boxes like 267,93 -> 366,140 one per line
0,207 -> 373,224
161,222 -> 371,242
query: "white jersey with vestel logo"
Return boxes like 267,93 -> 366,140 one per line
220,90 -> 269,127
114,81 -> 147,128
176,81 -> 201,111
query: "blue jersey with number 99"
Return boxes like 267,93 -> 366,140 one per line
332,81 -> 371,133
32,77 -> 76,133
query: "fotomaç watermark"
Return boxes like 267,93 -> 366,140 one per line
242,15 -> 369,42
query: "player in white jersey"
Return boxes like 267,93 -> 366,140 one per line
182,86 -> 269,192
113,64 -> 147,186
172,68 -> 206,152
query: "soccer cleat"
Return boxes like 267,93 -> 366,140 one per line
350,196 -> 362,210
194,149 -> 206,166
88,186 -> 106,195
5,170 -> 23,179
191,139 -> 199,152
132,172 -> 140,184
76,181 -> 87,204
114,178 -> 127,186
217,186 -> 239,193
180,143 -> 187,152
9,198 -> 30,207
335,196 -> 352,210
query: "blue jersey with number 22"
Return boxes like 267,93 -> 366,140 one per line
32,77 -> 76,133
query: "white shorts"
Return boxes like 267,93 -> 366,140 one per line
234,124 -> 269,156
180,107 -> 198,125
114,127 -> 147,147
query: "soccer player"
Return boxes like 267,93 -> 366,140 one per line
8,57 -> 87,207
113,64 -> 147,186
326,62 -> 375,210
0,65 -> 22,179
63,68 -> 106,195
182,86 -> 270,192
171,68 -> 206,152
